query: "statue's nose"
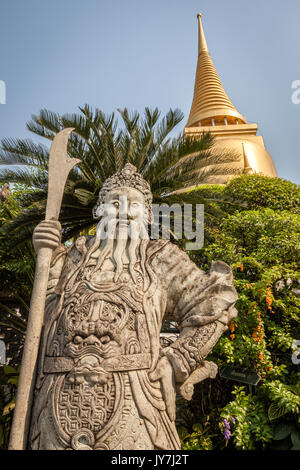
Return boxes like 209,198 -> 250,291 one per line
118,196 -> 128,215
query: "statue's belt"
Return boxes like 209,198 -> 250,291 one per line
43,353 -> 151,374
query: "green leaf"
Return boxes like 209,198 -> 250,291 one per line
3,365 -> 17,375
192,423 -> 203,433
273,423 -> 293,440
7,375 -> 19,386
268,402 -> 288,421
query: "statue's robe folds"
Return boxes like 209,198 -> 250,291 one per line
29,238 -> 238,450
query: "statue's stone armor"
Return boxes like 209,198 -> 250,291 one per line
29,236 -> 237,450
44,259 -> 159,450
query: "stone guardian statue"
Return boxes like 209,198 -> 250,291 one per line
28,163 -> 238,450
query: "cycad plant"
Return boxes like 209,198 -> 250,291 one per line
0,105 -> 240,248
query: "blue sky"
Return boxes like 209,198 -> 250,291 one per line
1,0 -> 300,183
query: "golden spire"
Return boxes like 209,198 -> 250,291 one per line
186,14 -> 247,128
197,12 -> 208,53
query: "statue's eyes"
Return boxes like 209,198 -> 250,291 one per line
112,201 -> 119,208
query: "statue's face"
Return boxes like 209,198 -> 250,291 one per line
91,186 -> 149,281
102,187 -> 146,225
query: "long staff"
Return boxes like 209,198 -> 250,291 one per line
9,128 -> 80,450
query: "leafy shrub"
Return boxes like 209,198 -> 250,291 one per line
177,174 -> 300,450
220,386 -> 273,450
223,174 -> 300,213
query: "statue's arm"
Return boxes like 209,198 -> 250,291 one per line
46,246 -> 68,295
158,244 -> 238,388
33,220 -> 67,296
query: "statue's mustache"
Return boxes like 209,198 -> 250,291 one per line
96,216 -> 145,240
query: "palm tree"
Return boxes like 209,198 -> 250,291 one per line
0,105 -> 240,248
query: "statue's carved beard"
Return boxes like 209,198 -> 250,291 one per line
82,216 -> 149,283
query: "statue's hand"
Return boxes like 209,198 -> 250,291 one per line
33,220 -> 62,253
149,356 -> 176,422
218,305 -> 238,327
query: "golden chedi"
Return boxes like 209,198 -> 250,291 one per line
185,14 -> 277,184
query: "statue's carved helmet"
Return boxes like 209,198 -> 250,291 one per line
93,163 -> 153,224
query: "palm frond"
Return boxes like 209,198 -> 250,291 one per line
0,138 -> 49,169
0,167 -> 48,188
27,109 -> 62,139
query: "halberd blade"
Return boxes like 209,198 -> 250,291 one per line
46,127 -> 80,220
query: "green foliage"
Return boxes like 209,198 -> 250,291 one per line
0,184 -> 35,294
176,394 -> 219,450
270,420 -> 300,450
223,174 -> 300,213
204,208 -> 300,266
0,185 -> 32,342
0,365 -> 19,449
0,187 -> 31,447
261,380 -> 300,419
179,423 -> 214,450
177,174 -> 300,451
220,386 -> 273,450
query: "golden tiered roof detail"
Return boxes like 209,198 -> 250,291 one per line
186,14 -> 247,128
